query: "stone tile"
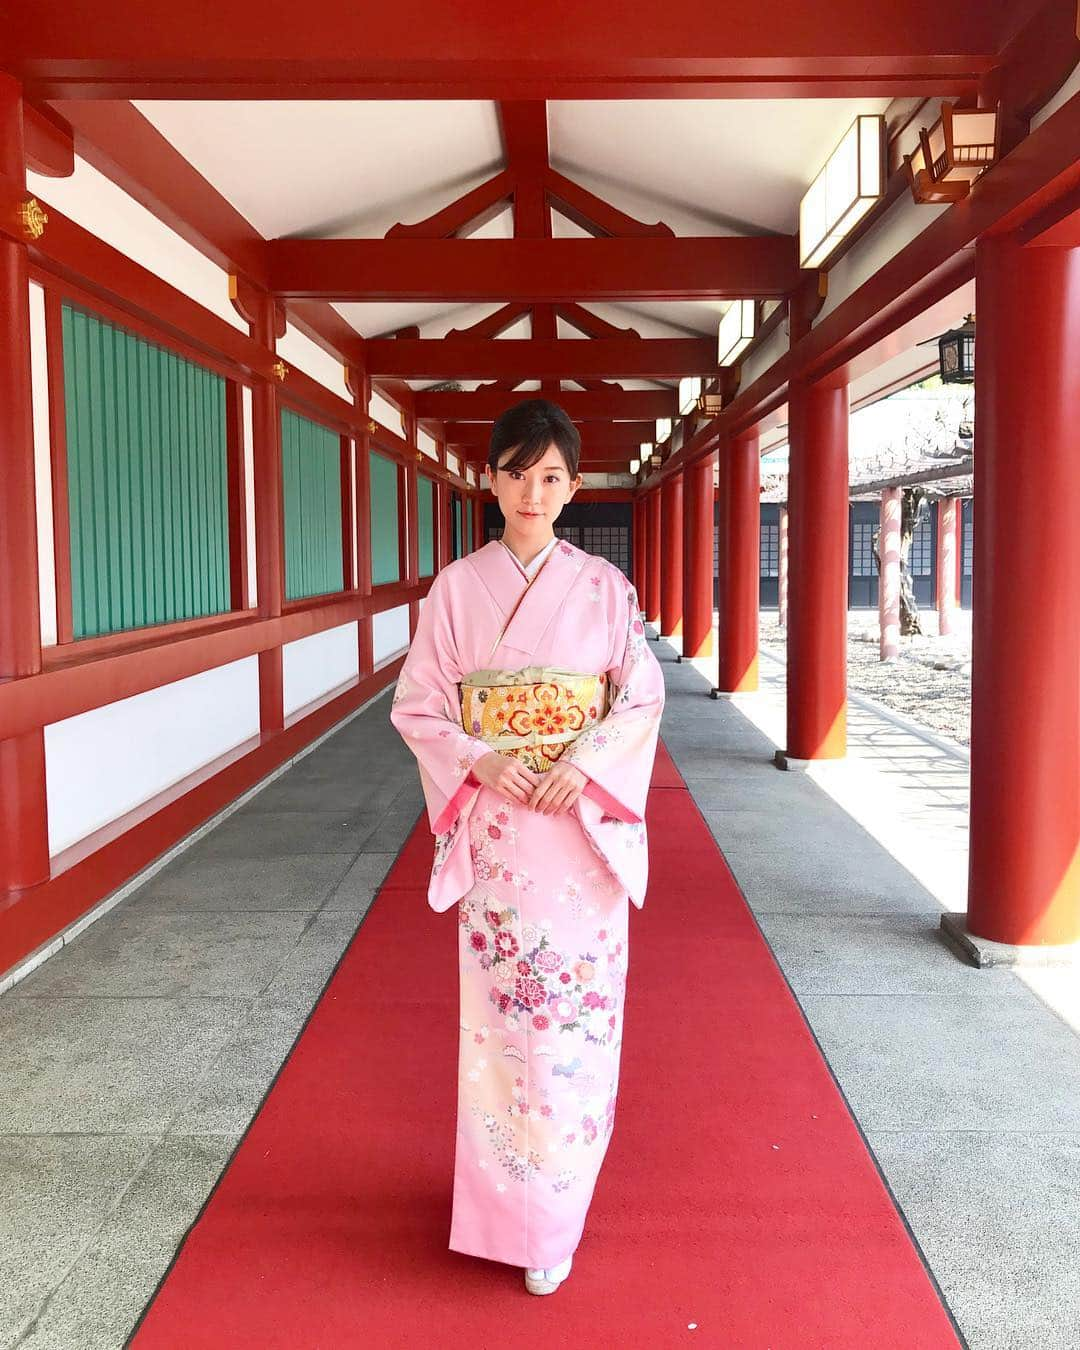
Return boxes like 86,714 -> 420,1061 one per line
798,993 -> 1080,1132
0,998 -> 248,1134
322,853 -> 397,914
15,1134 -> 238,1350
0,1134 -> 155,1340
867,1131 -> 1080,1350
239,773 -> 402,814
167,996 -> 317,1137
185,808 -> 383,859
257,909 -> 365,1007
755,913 -> 1031,997
127,853 -> 354,913
13,911 -> 314,1000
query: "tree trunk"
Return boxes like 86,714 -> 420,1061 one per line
898,488 -> 927,636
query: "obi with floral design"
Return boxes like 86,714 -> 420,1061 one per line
459,666 -> 613,776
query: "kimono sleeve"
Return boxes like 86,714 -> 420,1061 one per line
388,568 -> 492,837
563,577 -> 664,824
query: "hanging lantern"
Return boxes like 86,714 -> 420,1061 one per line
905,104 -> 1000,204
938,315 -> 975,384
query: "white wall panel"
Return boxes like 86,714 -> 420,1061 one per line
373,604 -> 410,664
282,621 -> 360,718
739,321 -> 790,392
418,429 -> 439,460
817,193 -> 949,325
27,156 -> 245,332
45,657 -> 260,856
370,391 -> 403,434
276,322 -> 349,398
28,281 -> 58,647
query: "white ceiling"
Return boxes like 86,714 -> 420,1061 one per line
134,96 -> 891,393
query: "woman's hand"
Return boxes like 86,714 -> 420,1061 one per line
528,761 -> 588,816
471,751 -> 540,806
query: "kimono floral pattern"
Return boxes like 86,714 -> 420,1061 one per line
450,792 -> 631,1270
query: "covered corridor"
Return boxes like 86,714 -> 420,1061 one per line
5,635 -> 1080,1346
3,3 -> 1080,1346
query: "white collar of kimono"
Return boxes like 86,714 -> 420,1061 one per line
498,533 -> 559,579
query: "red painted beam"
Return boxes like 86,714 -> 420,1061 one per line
24,103 -> 74,177
266,237 -> 800,302
46,100 -> 361,366
6,2 -> 1009,101
365,336 -> 717,379
651,85 -> 1080,485
414,388 -> 675,421
445,419 -> 654,447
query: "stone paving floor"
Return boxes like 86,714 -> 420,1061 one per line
2,625 -> 1078,1348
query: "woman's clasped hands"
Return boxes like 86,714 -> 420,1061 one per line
471,752 -> 587,815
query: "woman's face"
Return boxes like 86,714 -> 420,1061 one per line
489,443 -> 581,531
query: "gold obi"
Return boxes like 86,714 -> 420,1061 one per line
460,665 -> 612,774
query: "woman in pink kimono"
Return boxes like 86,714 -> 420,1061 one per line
389,399 -> 665,1296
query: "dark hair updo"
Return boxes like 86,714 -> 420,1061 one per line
487,398 -> 581,478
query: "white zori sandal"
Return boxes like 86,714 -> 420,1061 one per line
524,1254 -> 573,1295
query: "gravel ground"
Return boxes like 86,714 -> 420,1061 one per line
758,608 -> 973,747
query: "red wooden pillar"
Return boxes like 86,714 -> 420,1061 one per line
879,487 -> 902,661
681,451 -> 715,660
251,297 -> 286,733
659,472 -> 684,638
936,497 -> 959,637
717,431 -> 760,691
347,368 -> 373,677
777,506 -> 789,628
230,278 -> 287,734
632,495 -> 647,601
967,236 -> 1080,946
782,381 -> 849,764
645,490 -> 662,626
0,75 -> 50,889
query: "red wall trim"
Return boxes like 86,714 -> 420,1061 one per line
0,660 -> 405,980
2,583 -> 429,742
225,380 -> 250,611
43,288 -> 74,645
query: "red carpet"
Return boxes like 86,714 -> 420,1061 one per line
130,739 -> 962,1348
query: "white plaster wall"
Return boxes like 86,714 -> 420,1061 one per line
446,452 -> 460,477
817,192 -> 950,325
418,429 -> 439,460
739,321 -> 790,391
370,391 -> 403,434
28,281 -> 58,647
276,321 -> 349,398
27,156 -> 245,332
373,604 -> 410,664
45,656 -> 261,856
282,621 -> 360,718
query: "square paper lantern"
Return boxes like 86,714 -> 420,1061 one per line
799,114 -> 885,268
678,376 -> 702,416
717,300 -> 755,366
655,417 -> 672,444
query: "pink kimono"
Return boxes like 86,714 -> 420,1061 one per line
389,537 -> 665,1269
